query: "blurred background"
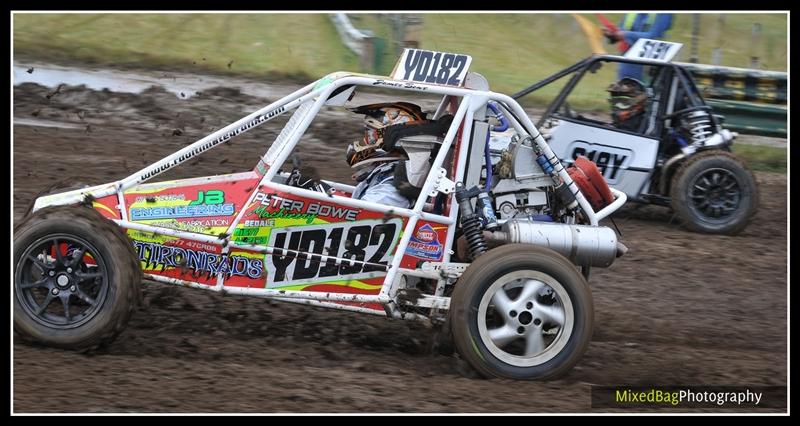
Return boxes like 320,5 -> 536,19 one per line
14,13 -> 787,100
13,12 -> 788,171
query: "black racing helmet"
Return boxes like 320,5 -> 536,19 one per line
345,102 -> 428,168
607,77 -> 648,128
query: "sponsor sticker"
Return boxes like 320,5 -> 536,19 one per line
406,223 -> 443,261
131,204 -> 234,220
131,190 -> 236,220
567,140 -> 633,184
132,240 -> 264,279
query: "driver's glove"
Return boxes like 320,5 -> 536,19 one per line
287,169 -> 334,195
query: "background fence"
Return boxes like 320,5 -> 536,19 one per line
680,63 -> 787,137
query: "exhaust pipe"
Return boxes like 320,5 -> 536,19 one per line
488,219 -> 625,267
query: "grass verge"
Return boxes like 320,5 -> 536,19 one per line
13,13 -> 360,81
732,144 -> 787,174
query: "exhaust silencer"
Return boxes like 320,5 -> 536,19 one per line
489,219 -> 625,267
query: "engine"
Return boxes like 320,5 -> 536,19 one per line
461,126 -> 625,268
486,131 -> 554,221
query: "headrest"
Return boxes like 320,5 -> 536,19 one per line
382,114 -> 454,151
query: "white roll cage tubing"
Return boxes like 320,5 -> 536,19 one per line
36,72 -> 625,318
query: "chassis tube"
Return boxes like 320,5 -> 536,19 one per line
268,181 -> 454,225
73,81 -> 319,203
145,273 -> 388,303
147,274 -> 429,321
380,95 -> 472,301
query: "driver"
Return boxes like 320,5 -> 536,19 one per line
607,77 -> 649,133
345,102 -> 429,209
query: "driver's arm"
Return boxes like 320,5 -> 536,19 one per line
621,14 -> 673,46
358,178 -> 412,209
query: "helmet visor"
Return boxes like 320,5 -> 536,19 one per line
352,126 -> 383,152
610,95 -> 638,110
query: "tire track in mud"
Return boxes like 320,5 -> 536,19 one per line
13,83 -> 787,412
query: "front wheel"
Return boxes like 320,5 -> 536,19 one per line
670,150 -> 759,234
13,205 -> 141,351
450,244 -> 593,380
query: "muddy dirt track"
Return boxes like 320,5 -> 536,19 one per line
12,82 -> 787,413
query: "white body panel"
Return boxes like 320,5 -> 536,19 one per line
547,119 -> 658,199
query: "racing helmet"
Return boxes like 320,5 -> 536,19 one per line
607,77 -> 648,128
345,102 -> 428,168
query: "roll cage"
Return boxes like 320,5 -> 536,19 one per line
512,54 -> 725,137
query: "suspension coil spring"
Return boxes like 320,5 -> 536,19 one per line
455,182 -> 489,260
462,214 -> 488,259
687,110 -> 713,145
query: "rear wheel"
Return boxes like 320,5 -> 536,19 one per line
14,206 -> 141,351
450,244 -> 593,380
671,150 -> 758,234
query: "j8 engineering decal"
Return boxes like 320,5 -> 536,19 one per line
124,176 -> 257,235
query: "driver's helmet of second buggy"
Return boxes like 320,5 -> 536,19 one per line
607,77 -> 649,131
345,102 -> 428,169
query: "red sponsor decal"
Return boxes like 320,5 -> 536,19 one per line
91,194 -> 121,220
400,221 -> 448,267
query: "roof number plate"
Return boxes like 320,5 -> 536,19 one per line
624,38 -> 683,63
392,49 -> 472,87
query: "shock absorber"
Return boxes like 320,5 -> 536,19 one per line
456,183 -> 487,260
529,139 -> 579,211
687,109 -> 714,145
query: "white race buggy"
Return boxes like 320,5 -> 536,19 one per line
508,39 -> 759,234
14,49 -> 627,380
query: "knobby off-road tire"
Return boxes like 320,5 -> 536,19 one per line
14,205 -> 141,351
670,150 -> 759,235
450,244 -> 593,380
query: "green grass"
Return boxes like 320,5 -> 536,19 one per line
416,13 -> 787,106
344,14 -> 399,76
14,13 -> 787,107
664,13 -> 788,71
732,144 -> 787,173
13,13 -> 360,81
